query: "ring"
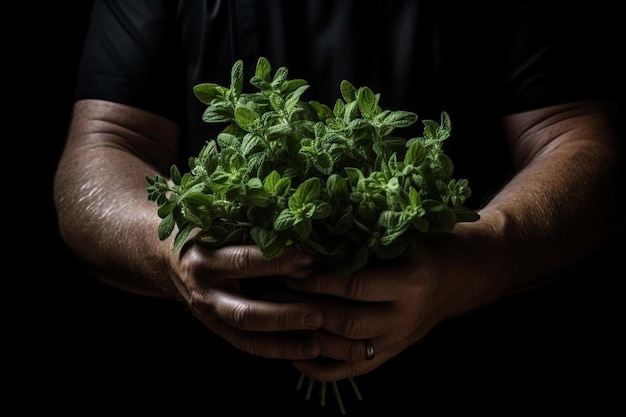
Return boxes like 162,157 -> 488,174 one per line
364,339 -> 375,360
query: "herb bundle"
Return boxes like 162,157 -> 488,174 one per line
146,57 -> 478,275
145,57 -> 479,413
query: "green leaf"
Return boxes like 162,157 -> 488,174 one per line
241,133 -> 262,156
250,226 -> 289,259
343,101 -> 360,124
326,174 -> 349,200
157,212 -> 176,240
264,171 -> 292,196
230,59 -> 244,96
344,167 -> 364,187
333,99 -> 346,119
382,110 -> 418,128
272,66 -> 289,87
294,218 -> 313,239
255,56 -> 272,82
193,83 -> 224,104
285,85 -> 310,112
411,216 -> 429,232
235,105 -> 260,132
262,170 -> 281,191
246,180 -> 272,207
312,151 -> 333,175
266,123 -> 292,139
221,147 -> 248,173
356,86 -> 379,119
439,111 -> 451,134
269,92 -> 285,112
281,79 -> 308,94
405,141 -> 427,166
249,75 -> 269,91
292,177 -> 321,206
312,201 -> 333,219
455,207 -> 481,222
170,165 -> 182,185
202,105 -> 233,123
346,118 -> 370,131
216,132 -> 240,149
274,209 -> 297,230
308,100 -> 334,120
340,80 -> 357,103
276,177 -> 292,197
172,222 -> 195,252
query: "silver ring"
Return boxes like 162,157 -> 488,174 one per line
364,339 -> 375,360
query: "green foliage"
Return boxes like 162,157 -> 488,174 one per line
146,57 -> 479,275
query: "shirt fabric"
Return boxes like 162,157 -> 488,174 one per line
75,0 -> 618,206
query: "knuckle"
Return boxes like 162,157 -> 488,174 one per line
274,342 -> 288,358
187,288 -> 205,311
229,302 -> 253,329
266,253 -> 285,274
345,274 -> 367,299
236,334 -> 288,359
230,246 -> 253,272
236,333 -> 256,354
337,316 -> 362,339
275,309 -> 288,329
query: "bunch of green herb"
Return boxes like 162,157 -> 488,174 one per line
145,56 -> 479,414
146,57 -> 479,276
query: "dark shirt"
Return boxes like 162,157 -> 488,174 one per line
71,1 -> 622,414
75,0 -> 618,207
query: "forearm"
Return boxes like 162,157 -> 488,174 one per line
54,100 -> 182,298
432,102 -> 623,323
482,101 -> 623,292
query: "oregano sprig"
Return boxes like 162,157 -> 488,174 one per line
146,56 -> 479,276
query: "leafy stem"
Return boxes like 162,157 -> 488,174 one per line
146,56 -> 479,274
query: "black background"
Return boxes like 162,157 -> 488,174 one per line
26,1 -> 625,415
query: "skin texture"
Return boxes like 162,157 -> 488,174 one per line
54,98 -> 623,382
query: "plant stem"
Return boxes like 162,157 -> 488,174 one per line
348,377 -> 363,401
332,381 -> 346,415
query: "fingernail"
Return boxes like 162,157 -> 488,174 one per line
299,344 -> 315,358
303,312 -> 319,328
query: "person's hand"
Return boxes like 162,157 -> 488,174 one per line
283,220 -> 510,382
280,100 -> 624,382
170,243 -> 326,360
55,100 -> 327,363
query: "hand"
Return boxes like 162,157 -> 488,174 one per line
284,221 -> 510,382
171,243 -> 325,360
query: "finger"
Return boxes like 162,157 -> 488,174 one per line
293,356 -> 382,382
317,299 -> 393,339
194,288 -> 323,332
249,287 -> 398,340
190,290 -> 323,360
192,245 -> 315,279
284,260 -> 413,302
316,331 -> 378,363
291,336 -> 396,381
308,327 -> 400,363
206,317 -> 321,360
